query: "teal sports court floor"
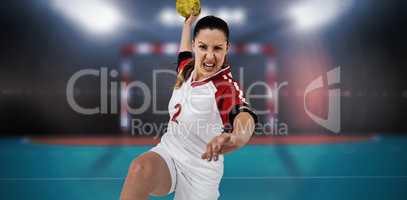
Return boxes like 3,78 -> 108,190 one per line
0,134 -> 406,200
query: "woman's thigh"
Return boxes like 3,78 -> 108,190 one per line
130,151 -> 172,196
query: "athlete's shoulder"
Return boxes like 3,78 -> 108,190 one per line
211,66 -> 257,132
212,67 -> 245,101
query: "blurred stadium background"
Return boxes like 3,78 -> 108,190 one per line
0,0 -> 406,200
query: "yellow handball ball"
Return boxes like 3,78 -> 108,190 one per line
176,0 -> 201,18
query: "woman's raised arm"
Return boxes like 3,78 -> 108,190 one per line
179,14 -> 199,52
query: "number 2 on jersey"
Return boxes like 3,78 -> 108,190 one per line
171,103 -> 182,124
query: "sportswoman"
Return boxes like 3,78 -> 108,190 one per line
120,14 -> 257,200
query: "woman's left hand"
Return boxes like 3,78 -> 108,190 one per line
201,133 -> 234,161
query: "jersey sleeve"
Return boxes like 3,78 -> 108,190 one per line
215,79 -> 257,133
177,51 -> 193,74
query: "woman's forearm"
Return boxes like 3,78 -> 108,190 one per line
221,112 -> 255,154
180,21 -> 193,52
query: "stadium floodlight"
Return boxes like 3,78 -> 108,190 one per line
51,0 -> 123,35
232,8 -> 246,25
216,7 -> 246,26
289,0 -> 352,31
159,7 -> 184,27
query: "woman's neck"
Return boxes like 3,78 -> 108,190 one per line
192,68 -> 206,82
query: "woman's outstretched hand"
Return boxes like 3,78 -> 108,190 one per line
201,112 -> 256,161
201,133 -> 235,161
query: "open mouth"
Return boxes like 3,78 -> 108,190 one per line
202,62 -> 216,70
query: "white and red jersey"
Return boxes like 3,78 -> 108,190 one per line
160,51 -> 256,162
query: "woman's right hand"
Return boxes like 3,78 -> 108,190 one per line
185,12 -> 199,26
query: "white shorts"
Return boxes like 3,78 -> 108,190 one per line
150,143 -> 222,200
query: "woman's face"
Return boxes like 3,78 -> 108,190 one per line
192,28 -> 229,80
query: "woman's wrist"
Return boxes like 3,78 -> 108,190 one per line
183,22 -> 192,28
218,133 -> 241,154
224,133 -> 239,148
